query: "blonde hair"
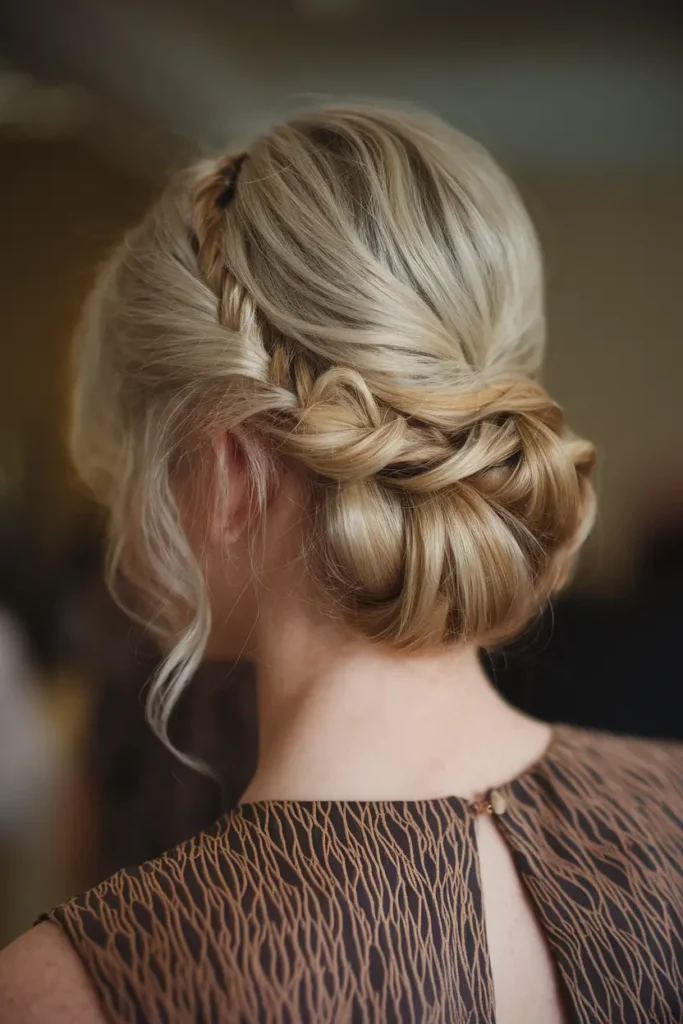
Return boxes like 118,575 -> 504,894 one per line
71,103 -> 595,753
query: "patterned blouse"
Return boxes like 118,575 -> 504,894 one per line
42,725 -> 683,1023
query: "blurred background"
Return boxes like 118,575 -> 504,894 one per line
0,0 -> 682,945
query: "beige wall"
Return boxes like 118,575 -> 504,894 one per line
523,177 -> 683,585
1,139 -> 681,589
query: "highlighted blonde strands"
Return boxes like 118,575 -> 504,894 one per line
70,103 -> 595,758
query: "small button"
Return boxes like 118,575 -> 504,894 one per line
489,789 -> 507,816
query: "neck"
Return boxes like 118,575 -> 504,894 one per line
239,599 -> 551,804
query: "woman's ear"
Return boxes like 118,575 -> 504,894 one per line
209,432 -> 252,546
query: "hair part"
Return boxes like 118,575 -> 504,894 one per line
71,103 -> 595,761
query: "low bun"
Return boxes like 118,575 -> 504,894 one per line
270,362 -> 595,647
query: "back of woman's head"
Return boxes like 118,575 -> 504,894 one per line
72,103 -> 595,745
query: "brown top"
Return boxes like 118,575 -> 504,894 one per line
42,725 -> 683,1023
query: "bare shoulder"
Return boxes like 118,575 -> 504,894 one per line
0,922 -> 107,1024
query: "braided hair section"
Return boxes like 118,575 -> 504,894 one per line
190,130 -> 594,647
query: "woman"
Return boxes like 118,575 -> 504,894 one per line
1,104 -> 681,1023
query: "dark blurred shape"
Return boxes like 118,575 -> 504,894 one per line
491,508 -> 683,740
87,630 -> 257,881
57,523 -> 257,884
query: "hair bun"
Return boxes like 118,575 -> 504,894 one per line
293,374 -> 595,646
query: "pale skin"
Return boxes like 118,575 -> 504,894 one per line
0,439 -> 566,1023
